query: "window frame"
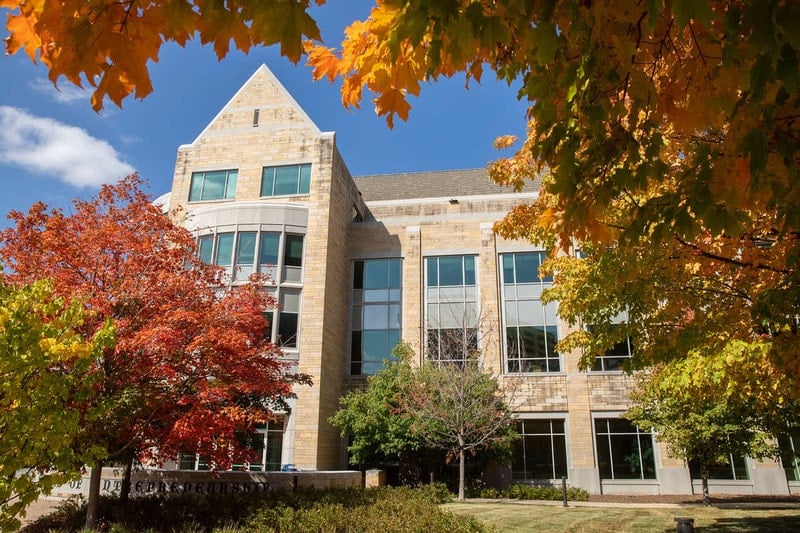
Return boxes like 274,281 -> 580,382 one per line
512,418 -> 569,481
260,164 -> 312,197
189,169 -> 238,202
594,417 -> 657,480
500,251 -> 561,373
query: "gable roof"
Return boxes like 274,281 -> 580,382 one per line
353,168 -> 539,202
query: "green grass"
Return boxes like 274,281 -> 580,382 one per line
444,501 -> 800,532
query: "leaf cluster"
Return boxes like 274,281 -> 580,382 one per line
0,280 -> 114,531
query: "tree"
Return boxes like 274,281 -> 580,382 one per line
329,342 -> 424,469
626,365 -> 775,506
1,0 -> 324,111
305,1 -> 800,408
399,356 -> 517,501
0,280 -> 114,531
0,175 -> 309,529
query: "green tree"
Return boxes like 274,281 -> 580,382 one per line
399,357 -> 517,501
627,364 -> 775,506
0,281 -> 114,531
329,342 -> 424,468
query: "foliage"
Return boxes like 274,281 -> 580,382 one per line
307,1 -> 800,413
400,356 -> 517,501
1,0 -> 325,111
0,281 -> 114,531
329,341 -> 423,466
23,486 -> 486,533
466,483 -> 589,501
626,364 -> 776,505
0,176 -> 310,524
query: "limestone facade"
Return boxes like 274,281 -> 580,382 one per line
165,65 -> 798,496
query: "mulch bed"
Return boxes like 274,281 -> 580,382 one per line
589,494 -> 800,504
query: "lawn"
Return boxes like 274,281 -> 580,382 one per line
444,501 -> 800,532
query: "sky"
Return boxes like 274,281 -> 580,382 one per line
0,2 -> 530,227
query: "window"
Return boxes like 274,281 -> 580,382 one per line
512,419 -> 568,480
180,418 -> 285,472
261,164 -> 311,197
501,252 -> 560,373
779,429 -> 800,482
198,235 -> 214,264
425,255 -> 478,364
276,290 -> 300,348
351,259 -> 402,375
595,418 -> 656,480
214,233 -> 235,267
189,170 -> 237,202
591,323 -> 633,372
688,455 -> 749,480
283,234 -> 304,283
233,231 -> 257,280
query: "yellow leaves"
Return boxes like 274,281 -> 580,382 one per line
306,43 -> 341,83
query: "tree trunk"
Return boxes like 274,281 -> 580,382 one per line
458,447 -> 465,501
120,455 -> 133,505
701,469 -> 710,507
85,460 -> 103,530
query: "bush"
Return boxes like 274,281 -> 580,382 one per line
22,485 -> 483,533
473,484 -> 589,501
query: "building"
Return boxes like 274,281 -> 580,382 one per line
164,64 -> 800,496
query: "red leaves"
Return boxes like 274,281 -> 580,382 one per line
0,175 -> 306,467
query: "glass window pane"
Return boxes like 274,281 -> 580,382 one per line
189,174 -> 203,202
517,300 -> 543,326
363,304 -> 389,329
236,232 -> 257,265
198,235 -> 213,264
362,330 -> 390,363
215,233 -> 234,266
464,256 -> 476,285
281,291 -> 300,313
438,256 -> 464,286
298,164 -> 311,194
426,257 -> 438,287
284,235 -> 304,267
514,253 -> 539,283
353,260 -> 365,290
364,259 -> 389,289
259,232 -> 280,266
261,167 -> 275,196
274,166 -> 300,195
389,258 -> 402,289
278,312 -> 298,347
224,170 -> 237,199
203,171 -> 227,200
502,254 -> 515,283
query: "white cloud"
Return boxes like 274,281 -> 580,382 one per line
30,78 -> 88,104
0,106 -> 135,188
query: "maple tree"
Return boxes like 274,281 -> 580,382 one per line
0,281 -> 114,531
626,365 -> 775,506
0,175 -> 308,529
1,0 -> 324,111
306,0 -> 800,412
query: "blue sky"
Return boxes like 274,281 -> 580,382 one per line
0,3 -> 529,226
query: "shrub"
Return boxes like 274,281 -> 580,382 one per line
473,484 -> 589,502
23,485 -> 483,533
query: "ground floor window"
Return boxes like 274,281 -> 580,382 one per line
179,418 -> 285,471
688,454 -> 749,480
779,430 -> 800,482
594,418 -> 656,480
512,419 -> 568,480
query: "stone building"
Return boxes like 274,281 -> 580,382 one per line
163,64 -> 799,496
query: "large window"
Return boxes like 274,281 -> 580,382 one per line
512,419 -> 568,480
261,164 -> 311,197
501,252 -> 560,373
425,255 -> 478,364
351,258 -> 402,375
595,418 -> 656,480
189,170 -> 237,202
197,231 -> 303,284
591,322 -> 633,372
689,455 -> 749,480
179,418 -> 285,472
779,430 -> 800,482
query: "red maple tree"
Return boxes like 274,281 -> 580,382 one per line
0,175 -> 308,522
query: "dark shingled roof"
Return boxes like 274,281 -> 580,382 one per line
353,168 -> 538,202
